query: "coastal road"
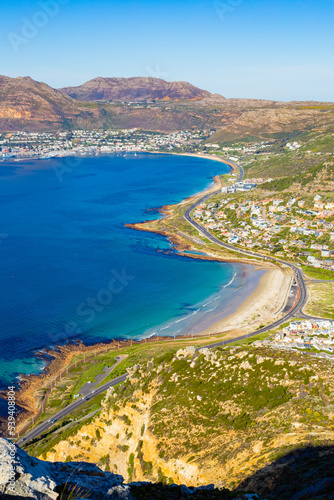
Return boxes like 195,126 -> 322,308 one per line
17,360 -> 127,446
307,279 -> 334,283
183,160 -> 308,331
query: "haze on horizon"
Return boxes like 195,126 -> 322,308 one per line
1,0 -> 333,102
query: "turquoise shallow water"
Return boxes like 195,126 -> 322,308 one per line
0,153 -> 255,395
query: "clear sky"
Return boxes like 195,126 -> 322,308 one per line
1,0 -> 333,101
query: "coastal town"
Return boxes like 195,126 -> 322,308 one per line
0,129 -> 320,161
0,129 -> 211,159
191,185 -> 334,272
2,128 -> 333,275
254,319 -> 334,359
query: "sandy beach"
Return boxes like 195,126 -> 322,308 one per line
195,267 -> 292,338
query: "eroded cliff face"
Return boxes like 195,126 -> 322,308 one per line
43,384 -> 207,486
0,437 -> 131,500
41,346 -> 334,494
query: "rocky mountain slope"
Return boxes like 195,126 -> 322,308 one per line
0,75 -> 333,137
3,438 -> 333,499
0,75 -> 106,132
25,345 -> 334,499
0,438 -> 264,500
59,77 -> 213,102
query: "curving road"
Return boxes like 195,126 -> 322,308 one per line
183,160 -> 308,332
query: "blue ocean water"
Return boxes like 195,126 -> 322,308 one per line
0,153 -> 249,391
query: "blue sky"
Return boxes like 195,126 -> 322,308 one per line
1,0 -> 333,101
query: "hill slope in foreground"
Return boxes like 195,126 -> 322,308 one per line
22,345 -> 334,499
0,74 -> 333,137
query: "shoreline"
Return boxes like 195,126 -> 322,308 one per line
124,152 -> 293,336
193,266 -> 291,338
0,152 -> 290,433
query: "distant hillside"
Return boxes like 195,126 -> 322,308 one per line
59,76 -> 213,102
0,75 -> 105,131
0,74 -> 333,138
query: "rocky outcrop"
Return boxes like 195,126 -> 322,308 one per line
0,437 -> 132,499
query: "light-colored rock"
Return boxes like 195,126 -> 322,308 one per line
174,346 -> 196,360
0,438 -> 132,499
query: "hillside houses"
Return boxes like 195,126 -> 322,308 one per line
254,320 -> 334,356
192,190 -> 334,272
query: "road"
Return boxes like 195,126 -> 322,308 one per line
17,360 -> 127,446
183,160 -> 308,327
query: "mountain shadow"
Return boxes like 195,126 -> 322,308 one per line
235,444 -> 334,500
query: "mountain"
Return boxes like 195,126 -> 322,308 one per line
0,74 -> 333,138
0,75 -> 105,131
59,76 -> 214,102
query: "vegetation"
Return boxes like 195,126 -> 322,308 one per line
305,282 -> 334,319
95,345 -> 334,488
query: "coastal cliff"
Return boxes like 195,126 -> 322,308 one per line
30,345 -> 334,499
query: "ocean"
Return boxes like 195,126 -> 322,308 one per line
0,153 -> 259,392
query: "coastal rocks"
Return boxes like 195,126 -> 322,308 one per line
173,346 -> 220,367
127,364 -> 141,381
102,386 -> 115,406
0,438 -> 132,499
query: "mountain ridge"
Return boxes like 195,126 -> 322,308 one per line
59,76 -> 215,102
0,74 -> 333,136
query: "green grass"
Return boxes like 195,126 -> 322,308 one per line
302,265 -> 334,280
68,352 -> 118,398
305,281 -> 334,320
